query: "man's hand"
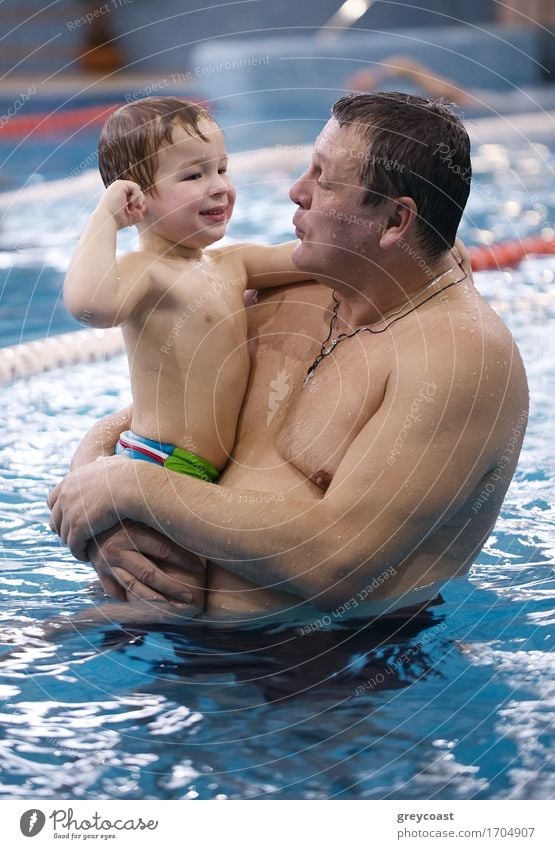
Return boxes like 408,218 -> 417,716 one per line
88,521 -> 205,606
48,456 -> 129,561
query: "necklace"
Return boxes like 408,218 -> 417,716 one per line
304,266 -> 467,383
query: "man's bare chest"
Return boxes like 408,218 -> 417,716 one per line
276,338 -> 391,488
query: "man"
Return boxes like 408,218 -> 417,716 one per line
49,93 -> 528,622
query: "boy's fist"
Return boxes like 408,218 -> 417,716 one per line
100,180 -> 146,228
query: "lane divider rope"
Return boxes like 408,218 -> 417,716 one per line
0,327 -> 124,384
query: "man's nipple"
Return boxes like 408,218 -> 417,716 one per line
311,469 -> 332,490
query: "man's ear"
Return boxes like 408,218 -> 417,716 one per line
378,196 -> 418,250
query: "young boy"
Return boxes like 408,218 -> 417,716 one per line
64,96 -> 313,613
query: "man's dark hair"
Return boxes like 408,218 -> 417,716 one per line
98,96 -> 215,193
332,92 -> 471,257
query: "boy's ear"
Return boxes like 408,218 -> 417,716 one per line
139,188 -> 154,214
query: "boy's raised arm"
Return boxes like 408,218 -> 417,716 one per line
64,180 -> 152,327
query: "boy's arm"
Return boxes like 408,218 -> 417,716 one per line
233,238 -> 472,292
232,240 -> 316,289
64,180 -> 152,328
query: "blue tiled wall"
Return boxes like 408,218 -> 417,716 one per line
0,0 -> 496,77
189,25 -> 544,126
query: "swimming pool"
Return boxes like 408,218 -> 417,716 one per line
0,122 -> 554,800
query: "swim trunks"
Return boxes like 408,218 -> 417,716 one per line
116,430 -> 220,482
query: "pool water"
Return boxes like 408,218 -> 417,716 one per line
0,142 -> 554,800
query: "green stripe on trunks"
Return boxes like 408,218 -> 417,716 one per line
164,447 -> 220,482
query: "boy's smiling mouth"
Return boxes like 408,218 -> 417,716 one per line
200,205 -> 228,222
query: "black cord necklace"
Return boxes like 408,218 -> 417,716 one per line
304,267 -> 467,384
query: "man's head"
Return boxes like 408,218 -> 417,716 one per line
99,96 -> 215,193
331,92 -> 471,258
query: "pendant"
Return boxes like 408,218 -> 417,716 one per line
304,367 -> 316,386
322,339 -> 339,357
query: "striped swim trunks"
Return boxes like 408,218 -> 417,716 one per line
116,430 -> 220,482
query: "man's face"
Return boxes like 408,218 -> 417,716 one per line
289,118 -> 384,277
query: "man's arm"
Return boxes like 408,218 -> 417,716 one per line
69,407 -> 206,606
70,405 -> 132,469
49,336 -> 516,610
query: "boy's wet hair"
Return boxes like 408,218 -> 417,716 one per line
332,92 -> 471,258
98,96 -> 215,192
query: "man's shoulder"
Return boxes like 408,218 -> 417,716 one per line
391,288 -> 525,396
398,285 -> 514,357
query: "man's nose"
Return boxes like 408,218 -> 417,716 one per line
289,172 -> 311,208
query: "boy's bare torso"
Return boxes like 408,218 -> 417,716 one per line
124,246 -> 250,468
205,279 -> 528,619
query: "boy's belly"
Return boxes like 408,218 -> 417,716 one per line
125,313 -> 250,469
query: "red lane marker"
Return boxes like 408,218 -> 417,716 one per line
0,103 -> 120,138
0,97 -> 208,139
469,235 -> 555,271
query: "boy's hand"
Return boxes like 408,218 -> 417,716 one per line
99,180 -> 146,228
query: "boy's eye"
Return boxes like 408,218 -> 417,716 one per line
182,173 -> 202,181
218,167 -> 228,175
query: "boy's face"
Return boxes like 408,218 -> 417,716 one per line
143,119 -> 235,249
